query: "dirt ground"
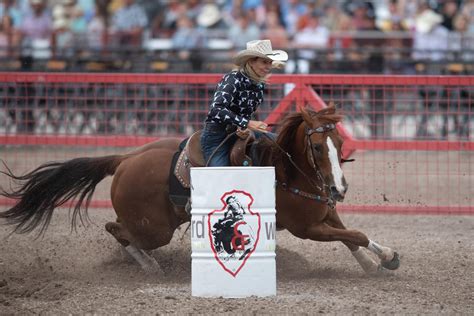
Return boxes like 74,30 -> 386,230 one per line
0,208 -> 472,315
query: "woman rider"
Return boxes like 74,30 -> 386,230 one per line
200,39 -> 288,166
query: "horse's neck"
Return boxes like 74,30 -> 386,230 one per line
250,139 -> 277,167
250,139 -> 301,183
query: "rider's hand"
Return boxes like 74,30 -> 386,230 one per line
236,127 -> 250,139
248,120 -> 268,133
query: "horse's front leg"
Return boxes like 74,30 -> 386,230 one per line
306,221 -> 378,273
366,239 -> 400,271
307,218 -> 400,273
324,209 -> 400,272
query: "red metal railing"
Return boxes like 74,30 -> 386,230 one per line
0,73 -> 472,214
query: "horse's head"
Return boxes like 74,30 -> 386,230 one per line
300,105 -> 348,202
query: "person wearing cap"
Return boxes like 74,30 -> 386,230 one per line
200,39 -> 288,167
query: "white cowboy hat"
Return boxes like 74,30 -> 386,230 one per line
416,9 -> 443,33
233,39 -> 288,66
197,4 -> 221,27
53,17 -> 68,30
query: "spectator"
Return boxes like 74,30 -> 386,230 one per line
197,3 -> 228,38
52,0 -> 87,53
322,3 -> 348,31
52,0 -> 87,33
0,12 -> 12,56
286,10 -> 329,74
353,13 -> 386,136
228,13 -> 261,49
148,1 -> 181,39
111,0 -> 147,47
262,0 -> 284,26
171,14 -> 205,72
384,20 -> 413,74
461,0 -> 474,33
261,10 -> 288,49
18,0 -> 53,64
0,0 -> 21,56
279,0 -> 307,37
349,1 -> 374,31
328,13 -> 358,72
86,0 -> 110,50
222,0 -> 244,25
354,15 -> 385,71
451,13 -> 474,62
148,14 -> 164,39
413,5 -> 450,138
181,0 -> 201,23
0,0 -> 23,28
440,0 -> 459,31
15,0 -> 52,134
412,6 -> 449,68
379,0 -> 404,32
242,0 -> 266,28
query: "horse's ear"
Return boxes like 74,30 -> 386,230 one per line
326,102 -> 336,114
300,107 -> 313,125
325,102 -> 344,122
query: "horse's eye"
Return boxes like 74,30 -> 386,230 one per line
313,144 -> 323,152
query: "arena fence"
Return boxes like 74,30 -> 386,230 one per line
0,73 -> 473,215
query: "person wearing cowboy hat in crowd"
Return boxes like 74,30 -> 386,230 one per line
200,39 -> 288,167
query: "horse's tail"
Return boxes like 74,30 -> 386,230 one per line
0,155 -> 124,235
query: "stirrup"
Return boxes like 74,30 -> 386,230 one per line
185,199 -> 192,215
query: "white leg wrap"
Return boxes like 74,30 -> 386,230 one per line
368,240 -> 394,261
124,245 -> 163,273
351,248 -> 379,274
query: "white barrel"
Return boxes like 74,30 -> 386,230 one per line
190,167 -> 276,298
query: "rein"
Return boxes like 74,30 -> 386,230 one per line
205,130 -> 237,167
261,127 -> 336,208
277,182 -> 334,206
205,121 -> 345,208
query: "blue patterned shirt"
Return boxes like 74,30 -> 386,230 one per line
205,70 -> 264,129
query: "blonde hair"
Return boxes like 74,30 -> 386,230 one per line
236,57 -> 268,84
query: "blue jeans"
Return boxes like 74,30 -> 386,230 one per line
200,123 -> 277,167
201,123 -> 237,166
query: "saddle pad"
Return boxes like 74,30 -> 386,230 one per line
168,150 -> 190,207
174,149 -> 191,188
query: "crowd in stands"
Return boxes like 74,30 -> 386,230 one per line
0,0 -> 473,73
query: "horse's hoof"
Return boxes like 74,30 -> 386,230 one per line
142,262 -> 165,276
381,251 -> 400,270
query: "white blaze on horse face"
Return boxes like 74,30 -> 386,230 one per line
326,136 -> 345,193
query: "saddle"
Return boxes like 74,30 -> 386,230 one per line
173,130 -> 256,189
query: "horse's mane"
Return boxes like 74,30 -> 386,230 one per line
277,105 -> 342,152
256,105 -> 343,179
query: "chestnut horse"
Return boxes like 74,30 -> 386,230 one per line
0,106 -> 399,274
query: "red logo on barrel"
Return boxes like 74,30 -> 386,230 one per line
208,190 -> 261,277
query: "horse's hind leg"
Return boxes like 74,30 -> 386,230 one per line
105,221 -> 163,274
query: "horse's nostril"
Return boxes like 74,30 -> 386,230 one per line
330,186 -> 340,195
330,185 -> 345,201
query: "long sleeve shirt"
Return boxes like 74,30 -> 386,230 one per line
205,70 -> 264,129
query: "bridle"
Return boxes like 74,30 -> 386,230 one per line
264,121 -> 340,208
305,122 -> 337,190
206,120 -> 348,208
